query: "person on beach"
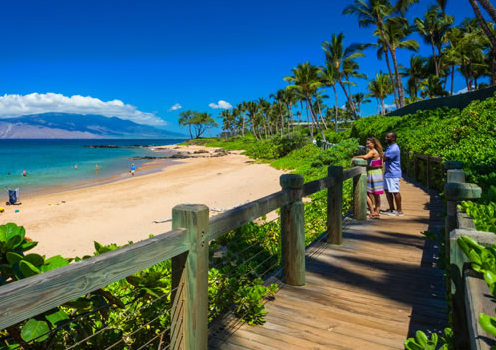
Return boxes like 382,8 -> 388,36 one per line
22,169 -> 26,177
96,164 -> 99,176
382,132 -> 403,216
74,164 -> 78,170
130,163 -> 136,176
353,137 -> 384,219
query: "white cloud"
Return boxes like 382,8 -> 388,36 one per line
0,93 -> 166,126
455,87 -> 474,95
384,104 -> 397,111
168,103 -> 182,112
209,100 -> 233,109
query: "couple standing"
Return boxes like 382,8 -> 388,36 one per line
354,132 -> 403,219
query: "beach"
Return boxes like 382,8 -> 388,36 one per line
0,145 -> 286,258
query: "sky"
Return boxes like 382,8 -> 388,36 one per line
0,0 -> 484,134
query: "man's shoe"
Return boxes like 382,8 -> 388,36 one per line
384,210 -> 398,216
380,209 -> 393,214
396,211 -> 404,217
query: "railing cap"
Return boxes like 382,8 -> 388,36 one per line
445,182 -> 482,201
280,174 -> 304,189
445,160 -> 464,170
352,159 -> 367,167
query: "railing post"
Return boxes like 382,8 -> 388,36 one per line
328,165 -> 343,244
352,159 -> 367,221
171,204 -> 209,350
280,174 -> 305,286
426,156 -> 431,189
414,154 -> 419,181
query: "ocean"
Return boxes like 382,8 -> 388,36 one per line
0,139 -> 186,195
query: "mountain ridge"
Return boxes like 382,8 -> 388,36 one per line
0,113 -> 185,139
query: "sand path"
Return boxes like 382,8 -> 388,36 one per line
0,146 -> 286,257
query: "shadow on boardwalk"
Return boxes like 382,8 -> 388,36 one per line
210,179 -> 448,350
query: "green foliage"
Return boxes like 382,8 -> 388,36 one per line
404,328 -> 454,350
458,199 -> 496,234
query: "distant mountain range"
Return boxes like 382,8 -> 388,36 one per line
0,113 -> 185,139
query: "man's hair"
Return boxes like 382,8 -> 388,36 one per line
387,132 -> 397,140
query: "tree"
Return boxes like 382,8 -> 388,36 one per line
178,110 -> 195,139
414,5 -> 454,77
367,73 -> 394,115
320,63 -> 341,132
322,32 -> 365,118
270,89 -> 287,137
400,55 -> 428,98
284,62 -> 326,141
343,0 -> 418,108
420,75 -> 448,98
352,92 -> 372,117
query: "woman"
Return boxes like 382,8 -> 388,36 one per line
353,137 -> 384,219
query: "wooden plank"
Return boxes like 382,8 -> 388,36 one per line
426,157 -> 431,189
209,190 -> 292,241
302,176 -> 336,197
416,153 -> 428,161
171,204 -> 209,350
465,272 -> 496,350
0,228 -> 188,330
280,174 -> 305,286
328,166 -> 343,244
343,166 -> 361,181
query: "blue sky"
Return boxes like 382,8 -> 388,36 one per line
0,0 -> 482,134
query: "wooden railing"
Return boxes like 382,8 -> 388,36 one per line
0,163 -> 368,349
401,151 -> 444,191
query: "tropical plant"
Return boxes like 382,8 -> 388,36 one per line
322,32 -> 365,118
284,62 -> 326,141
367,72 -> 394,115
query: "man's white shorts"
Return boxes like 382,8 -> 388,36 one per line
385,177 -> 400,193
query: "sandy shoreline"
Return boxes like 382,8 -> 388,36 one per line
0,145 -> 286,257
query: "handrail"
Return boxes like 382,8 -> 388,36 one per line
0,164 -> 368,347
0,228 -> 189,330
402,151 -> 444,191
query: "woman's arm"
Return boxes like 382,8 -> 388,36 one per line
354,150 -> 375,160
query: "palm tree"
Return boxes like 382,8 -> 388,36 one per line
414,5 -> 454,77
322,32 -> 365,118
257,98 -> 270,139
343,0 -> 417,108
400,55 -> 427,98
367,73 -> 394,115
420,75 -> 448,98
270,89 -> 287,137
353,92 -> 372,117
320,63 -> 341,132
243,101 -> 261,140
284,62 -> 326,141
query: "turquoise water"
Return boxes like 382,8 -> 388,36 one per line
0,139 -> 185,194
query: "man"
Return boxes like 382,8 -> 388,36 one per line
130,163 -> 136,176
382,132 -> 403,216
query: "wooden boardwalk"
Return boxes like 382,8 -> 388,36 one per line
210,179 -> 448,350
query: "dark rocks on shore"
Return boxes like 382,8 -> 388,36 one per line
194,150 -> 208,154
85,145 -> 119,148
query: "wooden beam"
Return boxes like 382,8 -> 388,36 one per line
209,190 -> 293,241
171,204 -> 209,350
280,174 -> 305,286
328,166 -> 343,244
343,167 -> 361,181
0,228 -> 189,330
352,164 -> 367,221
302,176 -> 336,197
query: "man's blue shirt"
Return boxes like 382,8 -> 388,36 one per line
385,143 -> 402,178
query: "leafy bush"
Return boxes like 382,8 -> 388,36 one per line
459,200 -> 496,234
404,329 -> 454,350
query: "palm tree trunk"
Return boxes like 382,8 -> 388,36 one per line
468,0 -> 496,52
477,0 -> 496,24
338,80 -> 358,118
451,65 -> 455,95
332,85 -> 339,133
306,96 -> 326,142
317,100 -> 328,129
430,39 -> 439,77
384,52 -> 399,108
381,98 -> 385,115
389,47 -> 406,108
278,102 -> 284,137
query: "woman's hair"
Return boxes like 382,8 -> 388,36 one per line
367,137 -> 384,158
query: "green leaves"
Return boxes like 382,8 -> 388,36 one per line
20,319 -> 50,343
404,329 -> 452,350
479,313 -> 496,337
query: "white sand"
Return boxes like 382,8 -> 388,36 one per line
0,145 -> 286,257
